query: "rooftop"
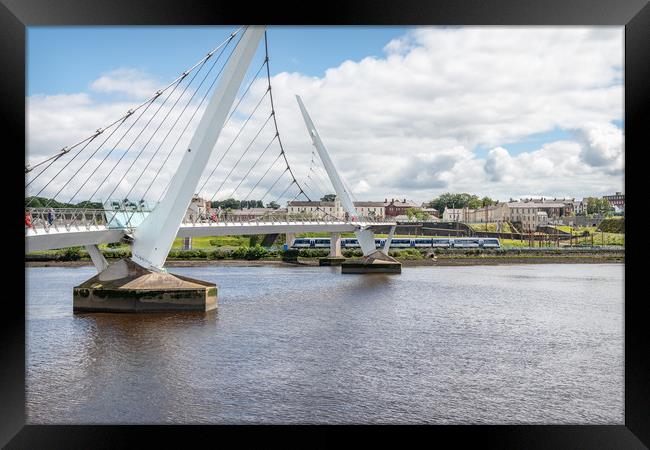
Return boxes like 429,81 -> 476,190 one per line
507,202 -> 568,208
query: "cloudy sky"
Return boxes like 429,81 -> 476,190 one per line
26,26 -> 624,205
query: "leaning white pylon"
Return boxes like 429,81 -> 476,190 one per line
295,95 -> 379,258
131,26 -> 266,271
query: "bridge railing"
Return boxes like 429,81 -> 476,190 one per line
25,207 -> 396,234
25,208 -> 111,234
179,212 -> 395,226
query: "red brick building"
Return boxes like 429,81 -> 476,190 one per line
384,198 -> 419,217
603,192 -> 624,208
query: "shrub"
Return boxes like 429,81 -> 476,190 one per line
208,236 -> 248,247
60,247 -> 82,261
167,249 -> 208,259
298,249 -> 329,258
597,218 -> 624,233
342,249 -> 363,258
229,245 -> 268,260
245,245 -> 269,260
281,249 -> 300,261
397,249 -> 424,260
208,249 -> 230,260
106,249 -> 132,259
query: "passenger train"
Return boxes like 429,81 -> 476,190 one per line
290,237 -> 500,249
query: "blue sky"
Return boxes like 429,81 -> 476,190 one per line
27,26 -> 409,95
27,25 -> 578,158
26,26 -> 624,202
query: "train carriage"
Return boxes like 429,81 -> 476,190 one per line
293,236 -> 500,250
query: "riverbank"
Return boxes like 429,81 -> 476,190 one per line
25,253 -> 624,268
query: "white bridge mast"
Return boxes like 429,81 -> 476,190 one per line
295,95 -> 379,257
131,26 -> 266,271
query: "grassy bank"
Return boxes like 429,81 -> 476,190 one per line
26,246 -> 624,265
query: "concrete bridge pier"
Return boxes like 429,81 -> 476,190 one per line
85,244 -> 109,273
285,232 -> 296,248
73,258 -> 217,313
319,231 -> 346,266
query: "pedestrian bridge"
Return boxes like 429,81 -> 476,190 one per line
25,208 -> 394,252
25,26 -> 398,273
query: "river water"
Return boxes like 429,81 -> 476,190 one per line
26,263 -> 624,424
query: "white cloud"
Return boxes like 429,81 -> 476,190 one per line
90,68 -> 161,99
27,26 -> 624,205
485,147 -> 517,183
575,122 -> 624,172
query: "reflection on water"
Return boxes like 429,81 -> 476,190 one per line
26,263 -> 624,424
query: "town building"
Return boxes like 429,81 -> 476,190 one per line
384,198 -> 419,217
185,194 -> 211,221
603,192 -> 625,209
227,207 -> 284,219
517,198 -> 574,217
353,201 -> 388,218
420,207 -> 439,219
442,203 -> 508,223
442,207 -> 471,222
573,199 -> 588,215
506,200 -> 570,230
287,198 -> 385,219
442,200 -> 558,231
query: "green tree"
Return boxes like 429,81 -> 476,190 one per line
266,201 -> 280,209
480,196 -> 496,207
427,193 -> 484,214
406,208 -> 431,220
586,197 -> 614,215
212,198 -> 240,209
321,194 -> 337,202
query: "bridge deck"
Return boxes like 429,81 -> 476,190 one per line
25,219 -> 394,252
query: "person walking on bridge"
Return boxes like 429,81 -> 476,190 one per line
47,208 -> 55,226
25,211 -> 32,229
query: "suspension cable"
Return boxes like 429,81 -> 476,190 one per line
241,151 -> 283,202
39,108 -> 142,210
149,31 -> 243,203
209,112 -> 274,201
25,130 -> 101,189
263,30 -> 312,203
25,28 -> 243,175
227,133 -> 277,199
64,91 -> 163,206
25,130 -> 101,203
197,87 -> 270,195
96,75 -> 187,205
260,167 -> 289,202
118,49 -> 218,204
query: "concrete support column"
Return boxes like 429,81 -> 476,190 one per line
285,233 -> 296,248
85,244 -> 109,273
329,232 -> 342,257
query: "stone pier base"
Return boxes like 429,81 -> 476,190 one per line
319,256 -> 346,266
341,251 -> 402,274
73,258 -> 217,313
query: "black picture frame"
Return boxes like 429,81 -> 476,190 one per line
4,0 -> 647,447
